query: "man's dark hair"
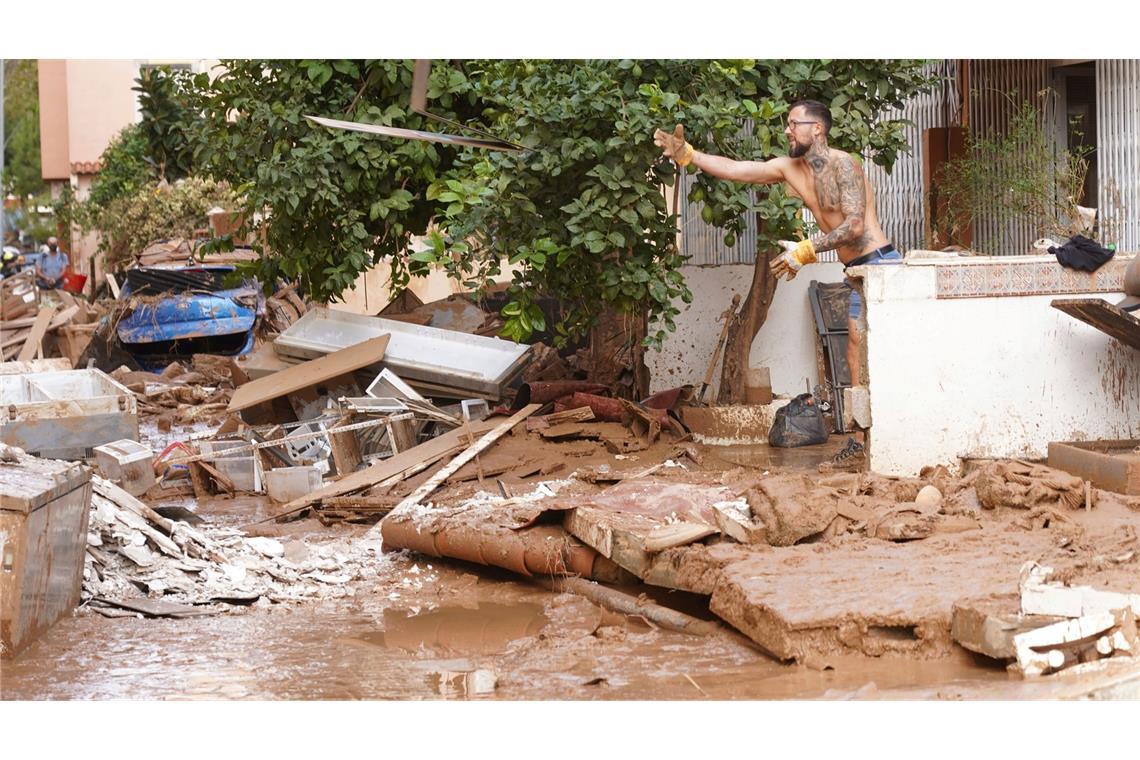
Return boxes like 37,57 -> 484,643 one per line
790,100 -> 832,134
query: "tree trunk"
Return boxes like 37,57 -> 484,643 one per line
717,246 -> 778,405
582,306 -> 649,401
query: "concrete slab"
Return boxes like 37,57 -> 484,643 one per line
707,530 -> 1061,662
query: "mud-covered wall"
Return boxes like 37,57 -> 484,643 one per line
860,255 -> 1140,476
647,263 -> 846,396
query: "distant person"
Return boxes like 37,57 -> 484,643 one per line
36,237 -> 70,290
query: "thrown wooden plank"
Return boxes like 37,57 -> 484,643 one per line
228,334 -> 391,412
387,404 -> 541,516
106,273 -> 121,299
16,306 -> 57,362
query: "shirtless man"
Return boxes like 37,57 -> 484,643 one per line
654,100 -> 900,466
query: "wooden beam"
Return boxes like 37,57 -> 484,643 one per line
387,404 -> 541,518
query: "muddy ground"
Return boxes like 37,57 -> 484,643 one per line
5,434 -> 1140,701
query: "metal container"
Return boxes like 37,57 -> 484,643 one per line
0,451 -> 92,658
0,369 -> 139,459
274,307 -> 531,399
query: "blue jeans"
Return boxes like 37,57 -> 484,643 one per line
847,246 -> 902,321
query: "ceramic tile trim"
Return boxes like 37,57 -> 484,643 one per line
933,257 -> 1130,299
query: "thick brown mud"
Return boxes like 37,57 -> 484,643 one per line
2,553 -> 1018,701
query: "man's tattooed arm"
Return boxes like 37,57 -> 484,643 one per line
810,155 -> 869,253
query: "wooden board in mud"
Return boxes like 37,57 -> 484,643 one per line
1051,298 -> 1140,352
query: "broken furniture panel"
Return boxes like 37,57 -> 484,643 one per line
0,369 -> 139,458
1,449 -> 92,658
274,307 -> 531,400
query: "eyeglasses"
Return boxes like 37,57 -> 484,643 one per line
787,119 -> 819,129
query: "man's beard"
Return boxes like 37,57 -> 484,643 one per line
789,140 -> 809,158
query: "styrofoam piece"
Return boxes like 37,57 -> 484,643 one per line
93,439 -> 155,496
264,466 -> 323,504
365,368 -> 426,402
274,307 -> 531,398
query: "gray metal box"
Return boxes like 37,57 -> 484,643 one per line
1,452 -> 92,658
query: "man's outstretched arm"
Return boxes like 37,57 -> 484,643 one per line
653,124 -> 787,185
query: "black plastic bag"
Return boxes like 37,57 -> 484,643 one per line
768,393 -> 828,448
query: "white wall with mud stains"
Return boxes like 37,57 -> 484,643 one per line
647,262 -> 846,396
859,255 -> 1140,476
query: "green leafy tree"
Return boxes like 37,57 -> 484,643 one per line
2,59 -> 45,199
175,60 -> 932,394
134,66 -> 200,181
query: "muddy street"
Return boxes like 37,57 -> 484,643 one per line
4,547 -> 1020,701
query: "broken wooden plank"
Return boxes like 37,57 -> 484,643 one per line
328,413 -> 364,477
92,596 -> 218,619
1052,297 -> 1140,352
643,521 -> 718,552
16,306 -> 57,362
386,404 -> 542,518
526,406 -> 596,431
106,272 -> 121,299
228,334 -> 391,412
539,422 -> 599,440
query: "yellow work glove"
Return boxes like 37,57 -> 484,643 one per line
653,124 -> 695,167
770,239 -> 817,281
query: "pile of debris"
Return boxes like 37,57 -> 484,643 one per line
1,273 -> 106,364
83,474 -> 394,618
110,355 -> 237,430
953,562 -> 1139,677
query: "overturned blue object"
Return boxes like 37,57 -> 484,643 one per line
116,266 -> 263,369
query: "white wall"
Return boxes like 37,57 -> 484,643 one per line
647,262 -> 846,396
861,256 -> 1140,476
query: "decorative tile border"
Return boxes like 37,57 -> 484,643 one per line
934,256 -> 1130,299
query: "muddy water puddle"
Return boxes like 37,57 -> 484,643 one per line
2,553 -> 1019,700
